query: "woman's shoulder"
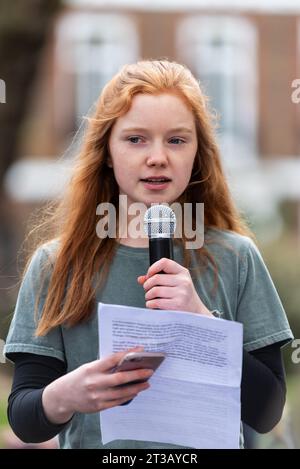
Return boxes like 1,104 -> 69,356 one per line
29,238 -> 61,270
204,227 -> 256,258
39,238 -> 60,257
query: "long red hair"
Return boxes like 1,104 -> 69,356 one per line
22,59 -> 253,336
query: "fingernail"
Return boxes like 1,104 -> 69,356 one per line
142,383 -> 150,390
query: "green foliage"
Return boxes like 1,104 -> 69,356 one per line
0,398 -> 8,428
259,233 -> 300,374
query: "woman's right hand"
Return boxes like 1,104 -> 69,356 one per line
42,347 -> 153,424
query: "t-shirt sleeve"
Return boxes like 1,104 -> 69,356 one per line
236,238 -> 294,352
3,243 -> 65,364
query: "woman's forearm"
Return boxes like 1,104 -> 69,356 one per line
42,375 -> 75,425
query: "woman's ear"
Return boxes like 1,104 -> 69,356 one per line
106,153 -> 113,168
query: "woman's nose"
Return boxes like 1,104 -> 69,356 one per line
146,144 -> 168,166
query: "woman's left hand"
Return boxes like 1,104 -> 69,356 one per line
137,258 -> 213,317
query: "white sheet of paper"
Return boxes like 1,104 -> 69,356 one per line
98,302 -> 243,449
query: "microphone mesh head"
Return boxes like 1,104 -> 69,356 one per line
144,205 -> 176,239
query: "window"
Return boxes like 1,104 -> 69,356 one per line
55,12 -> 139,128
176,15 -> 258,166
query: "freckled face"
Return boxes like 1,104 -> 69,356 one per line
108,93 -> 198,207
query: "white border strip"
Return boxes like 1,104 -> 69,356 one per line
65,0 -> 300,14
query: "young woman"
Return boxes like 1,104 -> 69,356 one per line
4,60 -> 293,449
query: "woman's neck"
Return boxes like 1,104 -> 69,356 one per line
117,237 -> 149,248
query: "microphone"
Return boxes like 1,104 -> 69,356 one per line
143,204 -> 177,270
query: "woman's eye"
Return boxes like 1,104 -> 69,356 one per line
127,136 -> 185,144
170,138 -> 185,144
128,136 -> 143,144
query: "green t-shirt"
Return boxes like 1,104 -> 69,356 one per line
4,228 -> 294,449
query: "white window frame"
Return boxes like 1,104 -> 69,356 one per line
54,12 -> 139,127
176,15 -> 258,166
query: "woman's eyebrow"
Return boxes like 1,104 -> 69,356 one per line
120,127 -> 194,134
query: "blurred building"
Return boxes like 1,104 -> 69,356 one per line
4,0 -> 300,240
2,1 -> 300,450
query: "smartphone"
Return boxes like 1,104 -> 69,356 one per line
114,351 -> 166,376
113,351 -> 166,405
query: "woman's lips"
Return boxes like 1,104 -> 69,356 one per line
141,180 -> 171,190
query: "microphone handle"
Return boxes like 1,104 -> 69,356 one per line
149,237 -> 174,267
148,238 -> 174,310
